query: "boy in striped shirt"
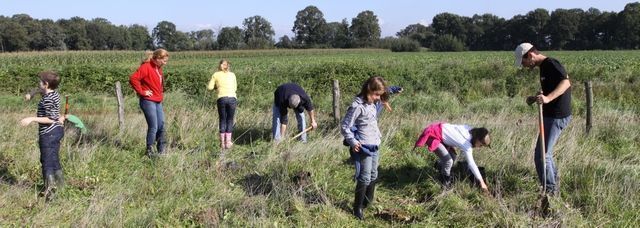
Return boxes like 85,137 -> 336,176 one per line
20,71 -> 66,202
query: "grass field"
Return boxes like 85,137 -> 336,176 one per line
0,49 -> 638,226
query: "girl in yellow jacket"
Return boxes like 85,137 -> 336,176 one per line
207,59 -> 237,149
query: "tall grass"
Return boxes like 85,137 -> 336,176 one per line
1,49 -> 638,226
1,85 -> 637,226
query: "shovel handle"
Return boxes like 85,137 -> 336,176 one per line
538,98 -> 547,194
64,95 -> 69,115
292,127 -> 313,140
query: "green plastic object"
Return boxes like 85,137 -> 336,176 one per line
66,114 -> 87,133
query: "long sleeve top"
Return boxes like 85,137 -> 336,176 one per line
129,61 -> 164,102
207,71 -> 237,98
341,96 -> 381,147
273,83 -> 313,124
440,123 -> 483,182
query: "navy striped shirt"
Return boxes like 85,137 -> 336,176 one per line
37,91 -> 62,135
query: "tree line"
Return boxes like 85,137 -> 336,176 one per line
1,3 -> 639,52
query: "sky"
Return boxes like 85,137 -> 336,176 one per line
1,0 -> 635,39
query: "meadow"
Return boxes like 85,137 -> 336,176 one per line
0,49 -> 638,226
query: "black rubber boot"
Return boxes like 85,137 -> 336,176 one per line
146,145 -> 154,157
157,141 -> 166,155
363,180 -> 376,208
440,173 -> 453,189
39,174 -> 57,202
54,169 -> 64,189
353,181 -> 367,220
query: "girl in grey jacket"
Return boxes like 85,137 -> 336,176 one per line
341,76 -> 387,220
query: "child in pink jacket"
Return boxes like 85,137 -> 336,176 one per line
414,122 -> 491,193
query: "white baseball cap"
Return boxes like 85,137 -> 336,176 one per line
514,43 -> 533,67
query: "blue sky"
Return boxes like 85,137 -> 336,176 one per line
1,0 -> 634,38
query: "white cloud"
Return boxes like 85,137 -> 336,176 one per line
418,19 -> 430,26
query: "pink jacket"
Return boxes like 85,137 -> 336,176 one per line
414,122 -> 443,152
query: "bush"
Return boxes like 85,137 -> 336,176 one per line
377,37 -> 420,52
376,37 -> 396,49
275,36 -> 294,49
390,38 -> 421,52
246,37 -> 275,49
430,34 -> 465,52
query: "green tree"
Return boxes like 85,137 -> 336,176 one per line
243,15 -> 275,49
471,14 -> 507,50
189,29 -> 215,50
217,26 -> 244,50
11,14 -> 41,50
546,8 -> 583,49
0,20 -> 29,51
107,25 -> 131,50
153,21 -> 178,50
33,19 -> 65,50
525,9 -> 550,49
85,18 -> 115,50
463,16 -> 483,50
397,23 -> 435,48
326,19 -> 351,48
432,13 -> 467,43
615,2 -> 640,49
595,11 -> 618,49
350,10 -> 381,47
292,5 -> 328,46
173,31 -> 193,51
57,17 -> 92,50
570,8 -> 604,49
506,10 -> 550,50
128,24 -> 152,50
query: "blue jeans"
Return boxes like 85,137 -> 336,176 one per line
535,115 -> 571,193
272,104 -> 306,142
39,127 -> 64,176
356,151 -> 379,185
217,97 -> 237,133
139,98 -> 165,149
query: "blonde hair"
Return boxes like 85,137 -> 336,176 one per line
141,48 -> 169,64
217,59 -> 230,71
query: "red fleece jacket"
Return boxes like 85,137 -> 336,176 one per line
129,61 -> 164,102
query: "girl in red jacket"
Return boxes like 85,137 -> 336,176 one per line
130,49 -> 169,157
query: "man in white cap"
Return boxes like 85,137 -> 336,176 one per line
514,43 -> 572,195
272,83 -> 318,142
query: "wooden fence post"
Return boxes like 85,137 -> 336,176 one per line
585,80 -> 593,134
115,81 -> 125,134
332,80 -> 340,125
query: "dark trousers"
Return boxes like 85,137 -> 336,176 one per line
39,127 -> 64,176
217,97 -> 237,133
139,98 -> 165,148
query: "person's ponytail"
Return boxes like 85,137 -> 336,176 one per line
141,50 -> 154,64
141,49 -> 169,64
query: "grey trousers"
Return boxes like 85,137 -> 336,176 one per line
434,143 -> 457,176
